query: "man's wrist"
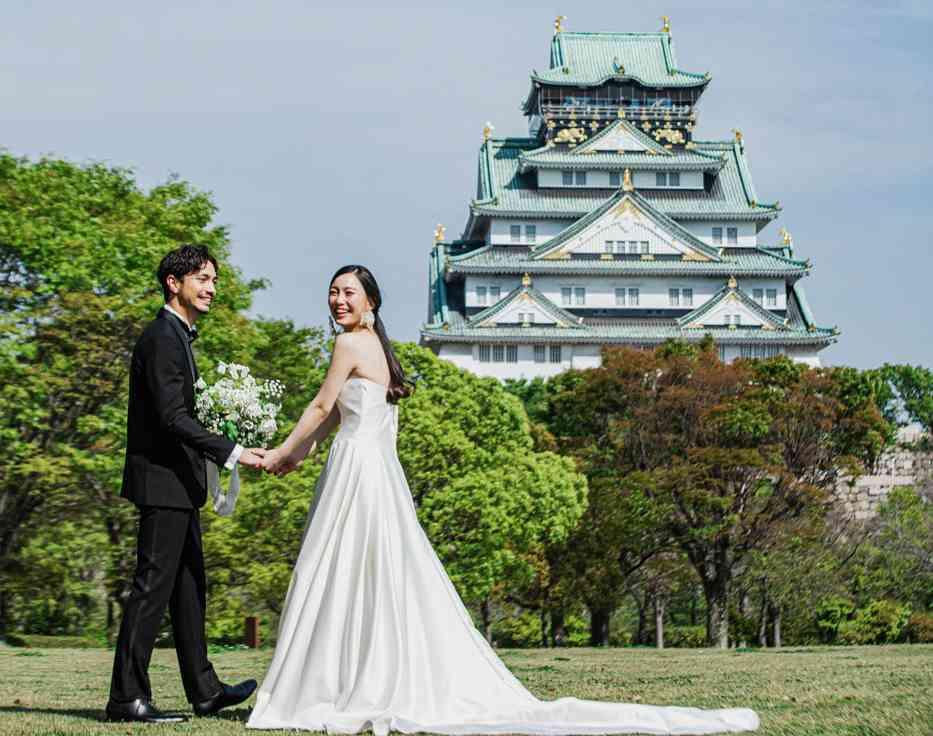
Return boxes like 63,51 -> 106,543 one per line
225,444 -> 245,470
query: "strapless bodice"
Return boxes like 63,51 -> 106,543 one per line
333,376 -> 397,442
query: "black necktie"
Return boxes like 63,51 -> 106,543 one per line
187,329 -> 198,344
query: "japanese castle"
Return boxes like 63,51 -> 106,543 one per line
421,17 -> 838,378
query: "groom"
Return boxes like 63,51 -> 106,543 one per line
106,245 -> 264,724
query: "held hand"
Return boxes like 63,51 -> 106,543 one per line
261,446 -> 303,477
238,448 -> 267,469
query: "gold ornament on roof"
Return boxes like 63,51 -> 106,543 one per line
483,122 -> 494,141
546,119 -> 556,129
589,120 -> 599,131
554,126 -> 587,144
522,272 -> 532,287
641,120 -> 652,132
660,16 -> 671,33
727,275 -> 737,289
732,128 -> 743,145
779,227 -> 793,247
434,224 -> 446,243
554,15 -> 566,34
622,168 -> 634,192
654,127 -> 685,145
616,107 -> 626,119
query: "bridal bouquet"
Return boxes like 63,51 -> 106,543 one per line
195,362 -> 285,516
195,362 -> 285,448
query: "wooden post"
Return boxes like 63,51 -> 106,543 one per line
245,616 -> 260,649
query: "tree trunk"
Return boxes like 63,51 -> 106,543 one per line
771,604 -> 782,649
690,595 -> 698,626
633,590 -> 649,645
654,595 -> 665,650
758,585 -> 769,647
539,609 -> 548,648
588,606 -> 611,647
703,577 -> 730,649
480,599 -> 493,644
549,609 -> 566,647
0,588 -> 7,638
738,590 -> 749,649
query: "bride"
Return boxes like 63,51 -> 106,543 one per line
247,265 -> 759,735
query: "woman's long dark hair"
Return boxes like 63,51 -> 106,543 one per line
329,265 -> 412,404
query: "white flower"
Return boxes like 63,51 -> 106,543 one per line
195,377 -> 207,391
217,363 -> 227,376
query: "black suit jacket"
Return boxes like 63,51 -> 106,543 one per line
121,309 -> 236,509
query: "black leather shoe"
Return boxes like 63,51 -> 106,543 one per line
192,679 -> 257,717
105,697 -> 188,723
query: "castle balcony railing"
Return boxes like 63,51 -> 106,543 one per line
540,101 -> 693,122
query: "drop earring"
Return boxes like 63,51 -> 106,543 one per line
361,310 -> 375,330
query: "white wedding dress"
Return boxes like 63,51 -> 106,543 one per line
246,377 -> 759,735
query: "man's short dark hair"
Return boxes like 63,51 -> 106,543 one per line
157,245 -> 219,301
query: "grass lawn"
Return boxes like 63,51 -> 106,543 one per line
0,644 -> 931,735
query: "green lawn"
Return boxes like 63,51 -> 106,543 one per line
1,645 -> 931,735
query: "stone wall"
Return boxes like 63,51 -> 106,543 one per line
834,426 -> 933,520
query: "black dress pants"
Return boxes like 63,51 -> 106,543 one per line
109,506 -> 222,704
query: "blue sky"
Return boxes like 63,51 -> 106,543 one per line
4,1 -> 931,368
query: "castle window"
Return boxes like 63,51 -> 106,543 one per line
493,344 -> 505,362
641,241 -> 649,253
605,240 -> 614,254
669,172 -> 681,186
727,227 -> 738,245
510,225 -> 521,243
489,286 -> 501,302
534,345 -> 546,363
476,286 -> 487,306
549,345 -> 562,363
574,287 -> 586,305
669,288 -> 680,307
752,288 -> 763,304
575,171 -> 587,186
628,287 -> 640,305
656,172 -> 667,187
561,287 -> 572,306
609,171 -> 621,187
479,345 -> 491,362
712,227 -> 723,245
615,287 -> 626,306
683,288 -> 693,306
526,224 -> 536,243
766,289 -> 777,307
562,170 -> 573,185
628,241 -> 640,254
506,345 -> 518,363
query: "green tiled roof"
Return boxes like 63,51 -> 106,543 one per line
528,189 -> 723,261
470,137 -> 779,224
532,32 -> 709,89
676,282 -> 788,330
422,310 -> 836,346
518,119 -> 723,172
466,282 -> 585,328
444,244 -> 809,278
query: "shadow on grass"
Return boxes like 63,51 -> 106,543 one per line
0,706 -> 106,722
0,705 -> 252,722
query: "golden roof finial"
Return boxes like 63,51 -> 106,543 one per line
483,122 -> 494,142
434,224 -> 446,243
554,15 -> 567,34
732,128 -> 743,145
727,274 -> 737,289
779,227 -> 793,247
622,168 -> 634,192
522,272 -> 532,287
660,16 -> 671,34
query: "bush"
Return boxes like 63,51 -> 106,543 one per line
838,600 -> 912,645
905,612 -> 933,643
815,596 -> 856,643
492,612 -> 543,648
665,625 -> 706,648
